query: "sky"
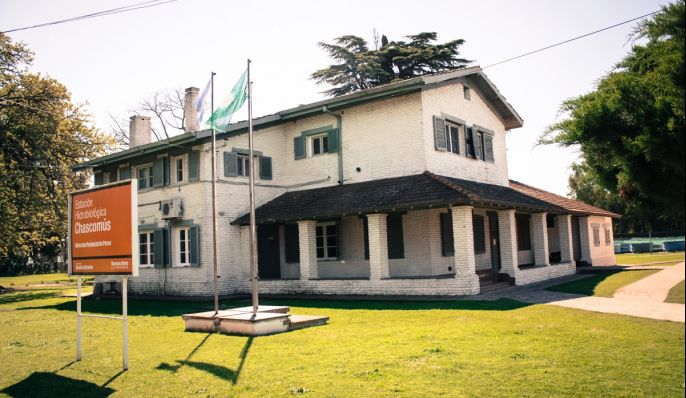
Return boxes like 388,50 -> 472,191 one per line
1,0 -> 665,195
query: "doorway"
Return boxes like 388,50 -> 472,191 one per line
257,224 -> 281,279
487,211 -> 501,282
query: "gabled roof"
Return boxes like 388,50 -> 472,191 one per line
509,180 -> 621,218
232,172 -> 563,225
75,66 -> 522,170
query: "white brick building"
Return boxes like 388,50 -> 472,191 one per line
77,67 -> 618,297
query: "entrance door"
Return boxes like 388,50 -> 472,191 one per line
572,216 -> 582,263
487,211 -> 501,282
257,224 -> 281,279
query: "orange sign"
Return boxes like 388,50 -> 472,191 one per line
69,180 -> 138,276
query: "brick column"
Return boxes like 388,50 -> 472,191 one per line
557,214 -> 574,263
497,210 -> 518,278
578,216 -> 592,264
367,213 -> 390,280
451,206 -> 476,277
531,213 -> 549,266
297,220 -> 318,279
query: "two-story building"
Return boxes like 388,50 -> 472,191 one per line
76,66 -> 618,297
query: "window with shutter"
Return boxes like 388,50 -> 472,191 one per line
433,116 -> 447,151
440,212 -> 454,256
140,231 -> 155,268
224,152 -> 237,177
189,226 -> 200,267
316,222 -> 338,260
259,156 -> 272,180
474,131 -> 483,160
284,223 -> 299,263
516,214 -> 532,251
465,127 -> 475,158
294,136 -> 305,159
387,213 -> 405,259
473,214 -> 486,253
153,158 -> 165,187
188,151 -> 200,181
445,124 -> 460,154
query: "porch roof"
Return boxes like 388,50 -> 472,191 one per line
509,180 -> 621,218
232,172 -> 564,225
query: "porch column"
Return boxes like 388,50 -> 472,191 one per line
367,213 -> 390,280
451,206 -> 476,277
578,216 -> 592,264
531,212 -> 549,266
497,210 -> 518,278
557,214 -> 574,263
297,220 -> 318,279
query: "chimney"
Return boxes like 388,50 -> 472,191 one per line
129,115 -> 151,148
184,87 -> 199,132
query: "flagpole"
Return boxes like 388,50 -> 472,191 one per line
211,71 -> 219,315
247,59 -> 259,315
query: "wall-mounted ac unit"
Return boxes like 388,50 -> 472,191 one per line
160,198 -> 183,219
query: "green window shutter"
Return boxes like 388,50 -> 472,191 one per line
433,116 -> 447,151
163,228 -> 170,266
327,129 -> 339,153
386,213 -> 405,259
153,229 -> 164,268
163,157 -> 170,185
474,131 -> 483,160
119,166 -> 131,180
294,136 -> 305,160
189,226 -> 200,267
483,134 -> 494,162
224,152 -> 237,177
284,223 -> 300,263
94,172 -> 103,186
473,214 -> 486,253
259,156 -> 272,180
440,212 -> 454,256
188,151 -> 200,181
363,217 -> 369,260
465,127 -> 475,158
153,158 -> 164,187
335,220 -> 342,260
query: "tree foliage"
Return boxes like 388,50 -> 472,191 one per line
0,33 -> 115,273
311,32 -> 471,96
542,1 -> 685,232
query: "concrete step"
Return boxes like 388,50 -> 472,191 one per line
288,315 -> 329,331
479,281 -> 512,293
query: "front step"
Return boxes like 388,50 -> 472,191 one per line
288,315 -> 329,331
479,281 -> 512,293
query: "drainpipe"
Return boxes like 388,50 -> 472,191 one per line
322,105 -> 344,184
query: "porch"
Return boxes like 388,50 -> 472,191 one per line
232,172 -> 579,295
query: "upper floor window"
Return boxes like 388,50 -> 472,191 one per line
463,85 -> 471,100
178,227 -> 190,266
445,124 -> 460,155
237,154 -> 250,176
137,164 -> 154,190
311,134 -> 329,156
176,158 -> 184,183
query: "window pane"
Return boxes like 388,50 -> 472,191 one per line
313,138 -> 321,155
237,158 -> 243,176
140,233 -> 147,244
316,247 -> 324,258
327,246 -> 337,258
316,236 -> 324,248
140,254 -> 147,265
180,253 -> 186,264
177,159 -> 183,181
316,226 -> 323,238
326,225 -> 336,236
245,159 -> 250,176
323,136 -> 329,152
450,127 -> 459,154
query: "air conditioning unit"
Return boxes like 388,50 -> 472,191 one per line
160,198 -> 183,219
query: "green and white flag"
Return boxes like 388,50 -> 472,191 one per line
208,69 -> 248,131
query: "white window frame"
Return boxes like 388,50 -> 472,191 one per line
176,227 -> 191,267
236,154 -> 250,177
445,123 -> 461,155
310,133 -> 329,157
316,221 -> 338,261
139,231 -> 154,268
174,155 -> 186,184
136,163 -> 154,190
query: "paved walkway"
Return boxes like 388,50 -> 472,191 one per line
480,263 -> 685,323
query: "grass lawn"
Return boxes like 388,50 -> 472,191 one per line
0,280 -> 684,397
0,273 -> 93,288
615,251 -> 685,265
665,280 -> 685,304
546,270 -> 660,297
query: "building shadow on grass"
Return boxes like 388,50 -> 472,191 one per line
1,372 -> 115,398
0,290 -> 61,305
17,296 -> 529,317
156,334 -> 253,385
545,271 -> 620,296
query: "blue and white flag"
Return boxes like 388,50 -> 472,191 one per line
194,77 -> 212,129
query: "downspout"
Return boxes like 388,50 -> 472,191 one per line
322,105 -> 344,184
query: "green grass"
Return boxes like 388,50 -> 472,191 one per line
616,251 -> 685,265
0,282 -> 684,397
665,280 -> 685,304
546,270 -> 660,297
0,273 -> 93,288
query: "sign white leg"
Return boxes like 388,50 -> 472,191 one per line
76,276 -> 82,361
122,277 -> 128,371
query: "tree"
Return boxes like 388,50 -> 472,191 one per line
311,32 -> 471,96
0,33 -> 115,274
108,88 -> 186,149
541,1 -> 685,233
